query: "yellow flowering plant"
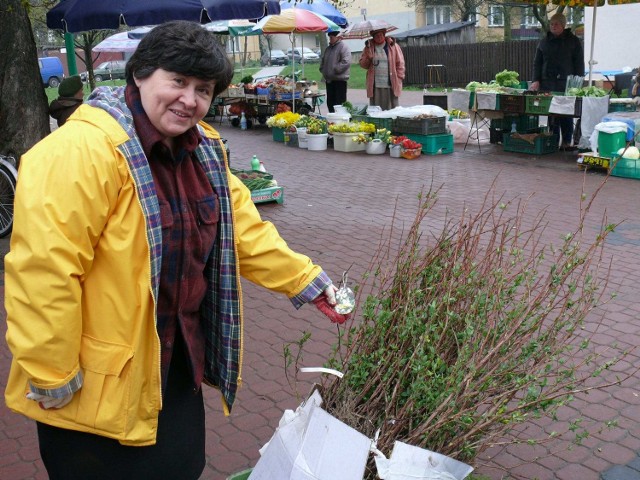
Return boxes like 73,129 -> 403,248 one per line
266,112 -> 301,128
352,128 -> 392,144
328,122 -> 375,134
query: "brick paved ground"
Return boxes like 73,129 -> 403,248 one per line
3,89 -> 640,479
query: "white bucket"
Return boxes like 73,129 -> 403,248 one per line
306,133 -> 328,151
325,112 -> 351,124
366,139 -> 387,154
297,127 -> 308,148
333,105 -> 348,113
389,144 -> 402,158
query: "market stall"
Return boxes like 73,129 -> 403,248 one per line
447,78 -> 614,154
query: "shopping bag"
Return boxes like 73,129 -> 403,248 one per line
249,390 -> 371,480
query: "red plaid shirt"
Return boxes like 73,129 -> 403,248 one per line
126,85 -> 220,392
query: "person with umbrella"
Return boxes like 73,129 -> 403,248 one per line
320,30 -> 351,112
359,28 -> 405,110
4,20 -> 349,480
530,13 -> 584,150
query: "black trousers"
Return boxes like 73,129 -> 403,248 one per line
37,339 -> 206,480
541,79 -> 575,145
326,80 -> 348,113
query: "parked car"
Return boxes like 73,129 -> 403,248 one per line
286,47 -> 320,64
39,57 -> 64,88
261,49 -> 289,66
80,60 -> 127,82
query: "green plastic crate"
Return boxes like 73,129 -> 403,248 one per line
610,155 -> 640,179
608,102 -> 637,113
404,133 -> 454,155
598,131 -> 626,158
525,95 -> 553,114
503,132 -> 559,155
351,115 -> 393,130
490,115 -> 539,132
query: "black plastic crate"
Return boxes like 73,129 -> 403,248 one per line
499,94 -> 525,114
393,116 -> 447,135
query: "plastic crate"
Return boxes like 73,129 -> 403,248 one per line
332,132 -> 367,152
502,132 -> 559,155
610,155 -> 640,179
608,102 -> 637,113
499,94 -> 525,114
423,93 -> 448,109
490,115 -> 539,132
404,133 -> 454,155
525,95 -> 553,114
598,131 -> 626,158
367,116 -> 394,130
393,116 -> 446,135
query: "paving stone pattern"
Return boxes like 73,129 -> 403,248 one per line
3,90 -> 640,479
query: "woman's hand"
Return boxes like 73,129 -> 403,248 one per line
530,81 -> 540,92
312,285 -> 349,324
26,392 -> 74,409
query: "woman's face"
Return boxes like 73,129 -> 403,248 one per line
372,31 -> 386,45
135,68 -> 215,139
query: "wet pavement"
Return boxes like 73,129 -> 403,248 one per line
2,90 -> 640,479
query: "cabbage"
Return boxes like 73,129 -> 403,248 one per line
617,146 -> 640,159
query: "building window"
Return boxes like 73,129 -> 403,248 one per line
426,6 -> 451,25
522,8 -> 540,27
565,7 -> 583,25
488,6 -> 504,27
466,12 -> 478,24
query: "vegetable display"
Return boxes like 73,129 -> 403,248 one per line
231,169 -> 277,191
566,86 -> 607,97
494,69 -> 520,88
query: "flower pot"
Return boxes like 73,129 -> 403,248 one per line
284,131 -> 298,148
297,127 -> 308,148
366,139 -> 387,155
389,144 -> 402,158
272,127 -> 285,142
401,147 -> 422,160
307,133 -> 329,151
333,132 -> 366,152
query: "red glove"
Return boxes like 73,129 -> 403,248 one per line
313,287 -> 349,324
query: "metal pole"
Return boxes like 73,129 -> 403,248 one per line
64,32 -> 78,76
587,3 -> 598,86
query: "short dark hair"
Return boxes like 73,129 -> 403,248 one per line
126,20 -> 233,97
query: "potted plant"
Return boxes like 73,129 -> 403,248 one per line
353,128 -> 393,155
328,122 -> 375,152
294,115 -> 312,149
305,117 -> 329,151
266,112 -> 301,142
390,135 -> 423,159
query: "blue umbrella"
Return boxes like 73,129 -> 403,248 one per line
47,0 -> 281,33
278,0 -> 347,27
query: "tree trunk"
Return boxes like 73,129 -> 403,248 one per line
0,0 -> 50,160
502,6 -> 512,42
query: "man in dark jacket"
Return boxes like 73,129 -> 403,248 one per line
49,75 -> 84,127
531,13 -> 583,150
319,30 -> 351,113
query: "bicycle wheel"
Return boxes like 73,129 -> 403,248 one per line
0,165 -> 16,238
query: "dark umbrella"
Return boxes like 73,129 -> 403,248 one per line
47,0 -> 281,33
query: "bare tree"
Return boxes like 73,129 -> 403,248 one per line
0,0 -> 50,159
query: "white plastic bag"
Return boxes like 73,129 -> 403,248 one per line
250,391 -> 371,480
374,441 -> 474,480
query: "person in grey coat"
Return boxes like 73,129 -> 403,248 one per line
320,30 -> 351,113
